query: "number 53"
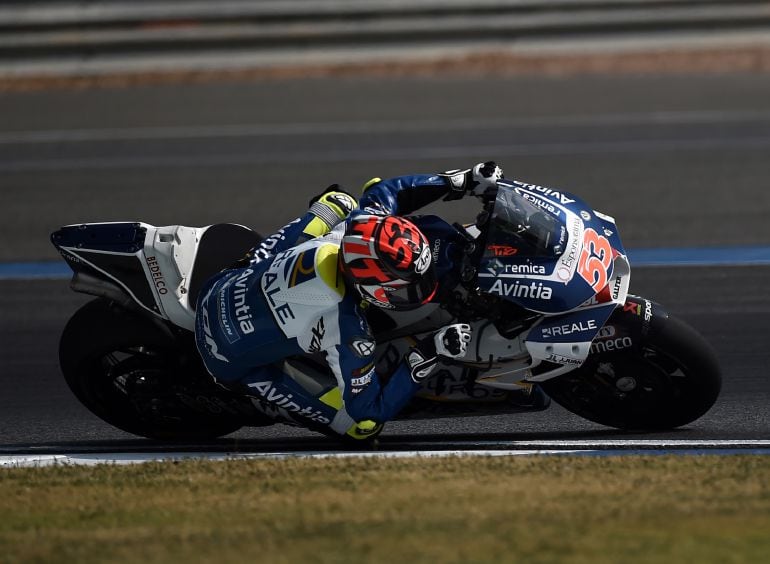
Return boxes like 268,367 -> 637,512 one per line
577,228 -> 613,291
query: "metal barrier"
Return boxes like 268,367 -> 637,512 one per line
0,0 -> 768,76
1,0 -> 768,58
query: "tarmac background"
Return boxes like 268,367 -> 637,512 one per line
1,69 -> 769,447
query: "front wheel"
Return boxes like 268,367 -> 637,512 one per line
541,302 -> 721,431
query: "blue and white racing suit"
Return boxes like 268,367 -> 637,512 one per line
194,173 -> 455,437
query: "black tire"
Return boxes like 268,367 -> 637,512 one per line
541,313 -> 721,431
59,298 -> 244,440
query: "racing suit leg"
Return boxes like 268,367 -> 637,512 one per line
220,362 -> 369,437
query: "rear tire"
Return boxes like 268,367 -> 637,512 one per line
59,299 -> 244,440
541,313 -> 721,431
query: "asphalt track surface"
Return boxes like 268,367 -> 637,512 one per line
1,73 -> 769,454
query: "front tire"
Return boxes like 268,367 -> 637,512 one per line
59,299 -> 244,440
541,310 -> 721,431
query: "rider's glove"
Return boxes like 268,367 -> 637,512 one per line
434,323 -> 472,359
442,161 -> 504,201
307,184 -> 358,232
406,323 -> 473,383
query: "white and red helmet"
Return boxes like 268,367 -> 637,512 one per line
340,214 -> 438,310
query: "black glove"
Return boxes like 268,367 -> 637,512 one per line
442,161 -> 504,201
406,323 -> 473,383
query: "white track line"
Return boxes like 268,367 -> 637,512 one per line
2,440 -> 770,467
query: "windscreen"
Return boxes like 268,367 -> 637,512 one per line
484,186 -> 567,259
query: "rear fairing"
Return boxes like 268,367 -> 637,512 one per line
52,222 -> 163,316
51,222 -> 258,331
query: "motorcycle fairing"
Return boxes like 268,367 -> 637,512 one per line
469,181 -> 632,387
524,303 -> 617,374
141,224 -> 206,328
475,258 -> 630,387
52,222 -> 161,315
51,221 -> 260,330
477,181 -> 630,315
143,222 -> 259,330
468,303 -> 616,389
528,304 -> 617,344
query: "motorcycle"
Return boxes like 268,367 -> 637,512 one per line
50,180 -> 721,440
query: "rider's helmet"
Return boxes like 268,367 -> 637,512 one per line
340,214 -> 438,310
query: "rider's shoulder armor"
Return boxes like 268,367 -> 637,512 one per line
314,242 -> 345,297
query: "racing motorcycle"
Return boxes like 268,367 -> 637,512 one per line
50,181 -> 721,440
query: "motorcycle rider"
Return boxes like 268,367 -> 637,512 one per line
195,162 -> 504,439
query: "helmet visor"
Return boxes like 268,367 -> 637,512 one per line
383,267 -> 439,310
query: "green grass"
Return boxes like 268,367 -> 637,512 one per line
1,455 -> 769,563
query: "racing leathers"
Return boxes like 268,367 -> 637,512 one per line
194,163 -> 500,438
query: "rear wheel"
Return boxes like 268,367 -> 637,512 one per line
541,312 -> 721,431
59,299 -> 245,440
